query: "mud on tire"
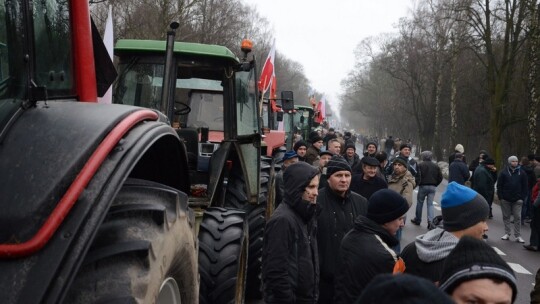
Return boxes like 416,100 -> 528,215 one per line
65,178 -> 198,304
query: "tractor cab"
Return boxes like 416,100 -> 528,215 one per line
113,39 -> 261,205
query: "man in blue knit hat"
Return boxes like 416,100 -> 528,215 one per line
401,182 -> 490,284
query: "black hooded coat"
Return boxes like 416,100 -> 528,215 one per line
262,162 -> 320,304
333,215 -> 400,304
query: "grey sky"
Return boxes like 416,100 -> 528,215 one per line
244,0 -> 412,113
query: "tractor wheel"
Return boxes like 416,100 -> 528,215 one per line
224,160 -> 272,299
65,178 -> 198,304
198,207 -> 248,304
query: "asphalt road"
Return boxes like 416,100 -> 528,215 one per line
248,178 -> 540,304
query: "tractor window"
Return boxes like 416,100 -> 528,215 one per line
32,0 -> 74,97
114,62 -> 165,112
235,69 -> 258,135
186,91 -> 223,131
0,0 -> 27,100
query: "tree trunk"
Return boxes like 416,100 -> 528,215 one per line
528,2 -> 540,154
433,68 -> 444,161
450,38 -> 459,149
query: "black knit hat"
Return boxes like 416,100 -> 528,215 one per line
483,158 -> 495,165
358,273 -> 454,304
311,135 -> 323,143
366,141 -> 378,149
441,182 -> 489,231
293,140 -> 307,152
345,142 -> 356,151
393,157 -> 408,167
326,155 -> 351,177
367,189 -> 409,224
439,236 -> 517,302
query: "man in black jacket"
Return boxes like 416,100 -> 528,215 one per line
333,189 -> 409,303
498,155 -> 528,243
317,156 -> 368,304
472,158 -> 497,218
448,153 -> 470,185
411,151 -> 443,228
262,162 -> 320,304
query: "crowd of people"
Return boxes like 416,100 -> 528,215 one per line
262,128 -> 540,304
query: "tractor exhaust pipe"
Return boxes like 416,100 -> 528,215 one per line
161,22 -> 180,124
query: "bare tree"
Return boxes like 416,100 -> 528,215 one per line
526,0 -> 540,153
453,0 -> 530,164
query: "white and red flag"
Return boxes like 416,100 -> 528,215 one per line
258,40 -> 276,93
315,97 -> 326,124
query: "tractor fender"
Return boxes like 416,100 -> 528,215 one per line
0,101 -> 190,303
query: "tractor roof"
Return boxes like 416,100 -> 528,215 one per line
115,39 -> 239,64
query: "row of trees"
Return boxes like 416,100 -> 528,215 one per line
341,0 -> 540,165
89,0 -> 316,108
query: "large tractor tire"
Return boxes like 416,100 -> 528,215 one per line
198,207 -> 248,304
65,178 -> 198,304
224,160 -> 272,299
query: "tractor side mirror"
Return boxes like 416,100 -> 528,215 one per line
281,91 -> 294,111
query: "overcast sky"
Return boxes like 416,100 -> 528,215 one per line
243,0 -> 412,113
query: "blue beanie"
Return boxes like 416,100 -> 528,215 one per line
282,150 -> 298,162
441,182 -> 489,231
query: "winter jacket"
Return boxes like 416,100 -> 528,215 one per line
417,160 -> 443,186
387,155 -> 420,187
316,187 -> 368,303
449,152 -> 467,165
400,228 -> 459,283
350,172 -> 388,200
262,163 -> 320,304
388,170 -> 416,207
305,146 -> 320,165
472,164 -> 496,204
275,169 -> 284,207
448,159 -> 470,185
524,164 -> 537,192
497,166 -> 528,202
333,215 -> 400,304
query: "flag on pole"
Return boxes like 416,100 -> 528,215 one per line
315,97 -> 326,124
270,74 -> 280,112
98,5 -> 114,104
258,40 -> 275,93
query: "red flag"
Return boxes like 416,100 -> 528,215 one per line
270,75 -> 280,112
270,75 -> 277,99
315,98 -> 326,124
258,40 -> 275,93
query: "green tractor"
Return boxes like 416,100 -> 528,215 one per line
113,35 -> 274,302
282,105 -> 316,149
